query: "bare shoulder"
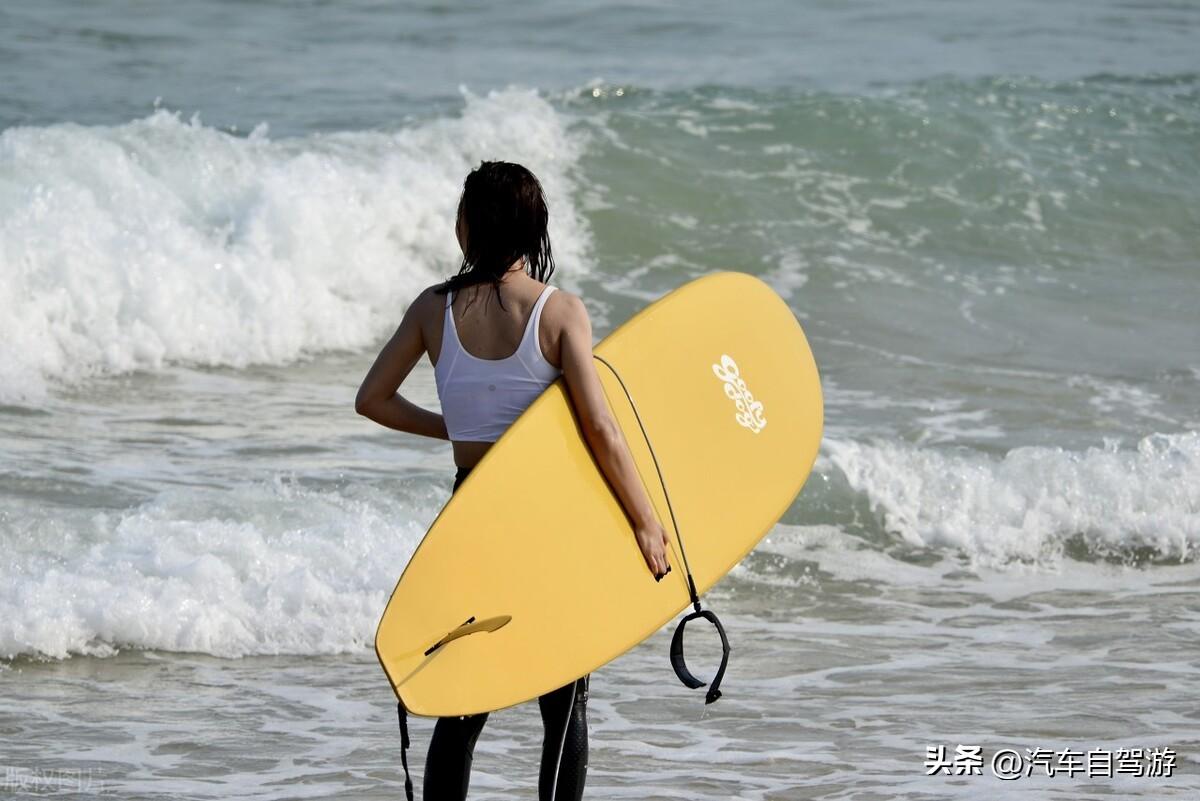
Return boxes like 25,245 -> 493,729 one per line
407,283 -> 448,324
545,287 -> 589,330
416,283 -> 449,309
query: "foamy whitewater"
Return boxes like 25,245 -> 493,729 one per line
1,1 -> 1198,799
0,90 -> 587,400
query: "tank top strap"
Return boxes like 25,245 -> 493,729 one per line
517,285 -> 556,365
528,285 -> 556,340
439,288 -> 463,369
442,288 -> 458,340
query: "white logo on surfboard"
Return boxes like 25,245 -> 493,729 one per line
712,354 -> 766,433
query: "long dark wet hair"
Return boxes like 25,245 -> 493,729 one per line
436,161 -> 555,308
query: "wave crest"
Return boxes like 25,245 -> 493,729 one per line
0,89 -> 588,401
825,432 -> 1199,566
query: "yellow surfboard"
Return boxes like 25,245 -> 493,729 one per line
375,271 -> 822,717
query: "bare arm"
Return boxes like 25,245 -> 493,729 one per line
355,288 -> 449,440
557,293 -> 671,579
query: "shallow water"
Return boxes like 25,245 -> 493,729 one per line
2,1 -> 1199,798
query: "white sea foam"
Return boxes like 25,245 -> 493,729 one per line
0,89 -> 589,402
0,477 -> 437,660
824,431 -> 1200,566
753,522 -> 1200,601
5,432 -> 1198,661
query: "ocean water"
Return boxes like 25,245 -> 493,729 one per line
2,1 -> 1198,799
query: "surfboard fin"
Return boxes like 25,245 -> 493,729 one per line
423,614 -> 512,656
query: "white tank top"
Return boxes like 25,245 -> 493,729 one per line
434,284 -> 561,442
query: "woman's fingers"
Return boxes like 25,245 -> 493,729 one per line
652,547 -> 672,580
642,533 -> 672,580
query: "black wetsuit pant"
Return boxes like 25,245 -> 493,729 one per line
422,466 -> 590,801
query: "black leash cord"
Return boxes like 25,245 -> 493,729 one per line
592,354 -> 731,704
397,699 -> 414,801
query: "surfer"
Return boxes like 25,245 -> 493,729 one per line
356,160 -> 671,800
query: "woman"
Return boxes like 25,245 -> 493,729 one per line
355,160 -> 671,801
